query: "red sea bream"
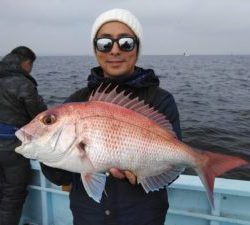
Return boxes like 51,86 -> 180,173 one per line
15,85 -> 248,206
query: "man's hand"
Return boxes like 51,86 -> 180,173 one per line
109,168 -> 137,185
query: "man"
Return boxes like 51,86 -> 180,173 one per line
0,46 -> 47,225
41,9 -> 181,225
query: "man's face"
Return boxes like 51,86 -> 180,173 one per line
21,60 -> 33,74
95,21 -> 138,78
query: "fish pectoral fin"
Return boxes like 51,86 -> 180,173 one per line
81,172 -> 107,203
138,167 -> 185,193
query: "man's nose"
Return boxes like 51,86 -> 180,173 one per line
110,42 -> 120,55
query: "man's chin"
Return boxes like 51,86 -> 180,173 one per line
104,69 -> 130,78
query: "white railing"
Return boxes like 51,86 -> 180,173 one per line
20,160 -> 250,225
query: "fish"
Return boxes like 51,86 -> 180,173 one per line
15,84 -> 248,207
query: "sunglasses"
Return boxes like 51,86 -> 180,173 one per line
94,37 -> 138,53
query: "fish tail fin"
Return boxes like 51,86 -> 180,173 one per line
195,151 -> 248,208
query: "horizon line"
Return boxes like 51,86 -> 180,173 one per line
1,53 -> 250,57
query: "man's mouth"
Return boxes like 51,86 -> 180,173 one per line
108,61 -> 123,65
107,58 -> 125,63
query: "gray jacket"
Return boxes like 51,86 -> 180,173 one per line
0,54 -> 47,150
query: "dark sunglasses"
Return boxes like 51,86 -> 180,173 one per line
94,37 -> 138,53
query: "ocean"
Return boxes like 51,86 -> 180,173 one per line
33,55 -> 250,180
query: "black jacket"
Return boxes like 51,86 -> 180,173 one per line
41,66 -> 182,225
0,54 -> 47,150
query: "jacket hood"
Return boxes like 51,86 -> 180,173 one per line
87,66 -> 159,89
0,54 -> 21,73
0,54 -> 37,86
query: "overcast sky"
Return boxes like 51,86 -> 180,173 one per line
1,0 -> 250,56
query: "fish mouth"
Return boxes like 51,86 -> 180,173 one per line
15,129 -> 39,159
15,129 -> 34,144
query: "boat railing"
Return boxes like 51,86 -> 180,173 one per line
20,160 -> 250,225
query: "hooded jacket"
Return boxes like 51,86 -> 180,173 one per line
41,66 -> 182,225
0,54 -> 47,150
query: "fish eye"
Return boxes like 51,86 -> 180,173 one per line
42,114 -> 56,125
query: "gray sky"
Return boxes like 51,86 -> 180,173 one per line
1,0 -> 250,56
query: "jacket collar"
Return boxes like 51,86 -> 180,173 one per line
87,66 -> 159,89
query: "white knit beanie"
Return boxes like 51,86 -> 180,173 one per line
91,8 -> 143,54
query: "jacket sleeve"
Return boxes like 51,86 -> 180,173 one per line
40,163 -> 73,185
163,94 -> 182,141
151,88 -> 182,141
18,81 -> 47,119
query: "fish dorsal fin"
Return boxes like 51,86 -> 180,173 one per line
89,84 -> 175,136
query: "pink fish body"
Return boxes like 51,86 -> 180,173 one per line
15,85 -> 248,206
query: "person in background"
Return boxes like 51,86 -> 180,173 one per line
41,8 -> 182,225
0,46 -> 47,225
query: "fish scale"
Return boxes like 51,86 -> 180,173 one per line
80,111 -> 191,176
82,116 -> 165,171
